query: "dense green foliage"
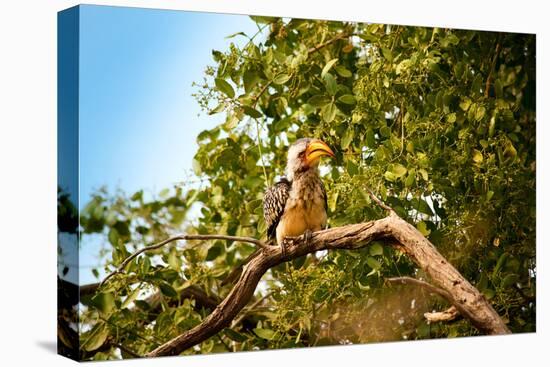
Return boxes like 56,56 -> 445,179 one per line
78,18 -> 535,359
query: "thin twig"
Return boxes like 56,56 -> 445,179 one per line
251,81 -> 272,108
366,188 -> 395,213
484,34 -> 502,98
100,234 -> 269,287
308,32 -> 351,54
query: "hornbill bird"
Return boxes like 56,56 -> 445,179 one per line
263,138 -> 335,252
221,138 -> 335,285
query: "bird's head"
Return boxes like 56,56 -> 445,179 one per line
286,138 -> 335,180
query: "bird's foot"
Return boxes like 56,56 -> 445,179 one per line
303,229 -> 313,247
280,239 -> 288,258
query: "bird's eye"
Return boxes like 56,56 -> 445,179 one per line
298,151 -> 305,157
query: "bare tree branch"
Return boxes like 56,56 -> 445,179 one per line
100,234 -> 268,287
367,188 -> 395,213
142,214 -> 510,357
424,306 -> 460,323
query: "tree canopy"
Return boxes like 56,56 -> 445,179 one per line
75,17 -> 535,360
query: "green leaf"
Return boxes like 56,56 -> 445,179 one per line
243,106 -> 262,118
130,190 -> 143,201
391,163 -> 407,178
158,281 -> 178,298
369,242 -> 384,256
223,328 -> 249,342
379,125 -> 391,138
321,58 -> 338,78
192,158 -> 202,175
324,73 -> 338,96
501,274 -> 519,288
459,98 -> 472,111
225,31 -> 247,39
224,114 -> 240,130
108,228 -> 119,247
254,328 -> 277,340
384,171 -> 396,182
215,78 -> 235,98
446,112 -> 456,123
243,70 -> 260,94
472,149 -> 483,164
495,79 -> 503,98
82,322 -> 109,352
334,65 -> 352,78
381,47 -> 393,62
346,160 -> 359,176
338,94 -> 357,105
308,95 -> 331,107
418,168 -> 429,181
475,105 -> 486,121
121,287 -> 141,309
167,248 -> 182,270
405,173 -> 415,187
366,257 -> 381,270
341,129 -> 354,149
482,288 -> 495,300
91,292 -> 115,314
493,253 -> 509,276
206,243 -> 223,261
209,102 -> 226,115
273,73 -> 291,85
321,102 -> 337,123
416,221 -> 431,236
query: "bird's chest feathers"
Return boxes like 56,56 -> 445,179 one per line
276,174 -> 327,242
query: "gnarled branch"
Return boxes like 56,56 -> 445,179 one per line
137,213 -> 509,357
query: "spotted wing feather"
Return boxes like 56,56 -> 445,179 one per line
263,178 -> 291,240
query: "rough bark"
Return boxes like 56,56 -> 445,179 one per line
146,212 -> 510,357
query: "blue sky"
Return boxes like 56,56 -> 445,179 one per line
79,5 -> 258,201
72,5 -> 260,284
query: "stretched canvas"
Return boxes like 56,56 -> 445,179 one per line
58,4 -> 536,361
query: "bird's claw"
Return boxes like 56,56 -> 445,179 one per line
280,240 -> 288,258
303,229 -> 313,246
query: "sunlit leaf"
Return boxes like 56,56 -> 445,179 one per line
215,78 -> 235,98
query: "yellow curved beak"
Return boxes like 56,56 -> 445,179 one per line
305,139 -> 335,165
